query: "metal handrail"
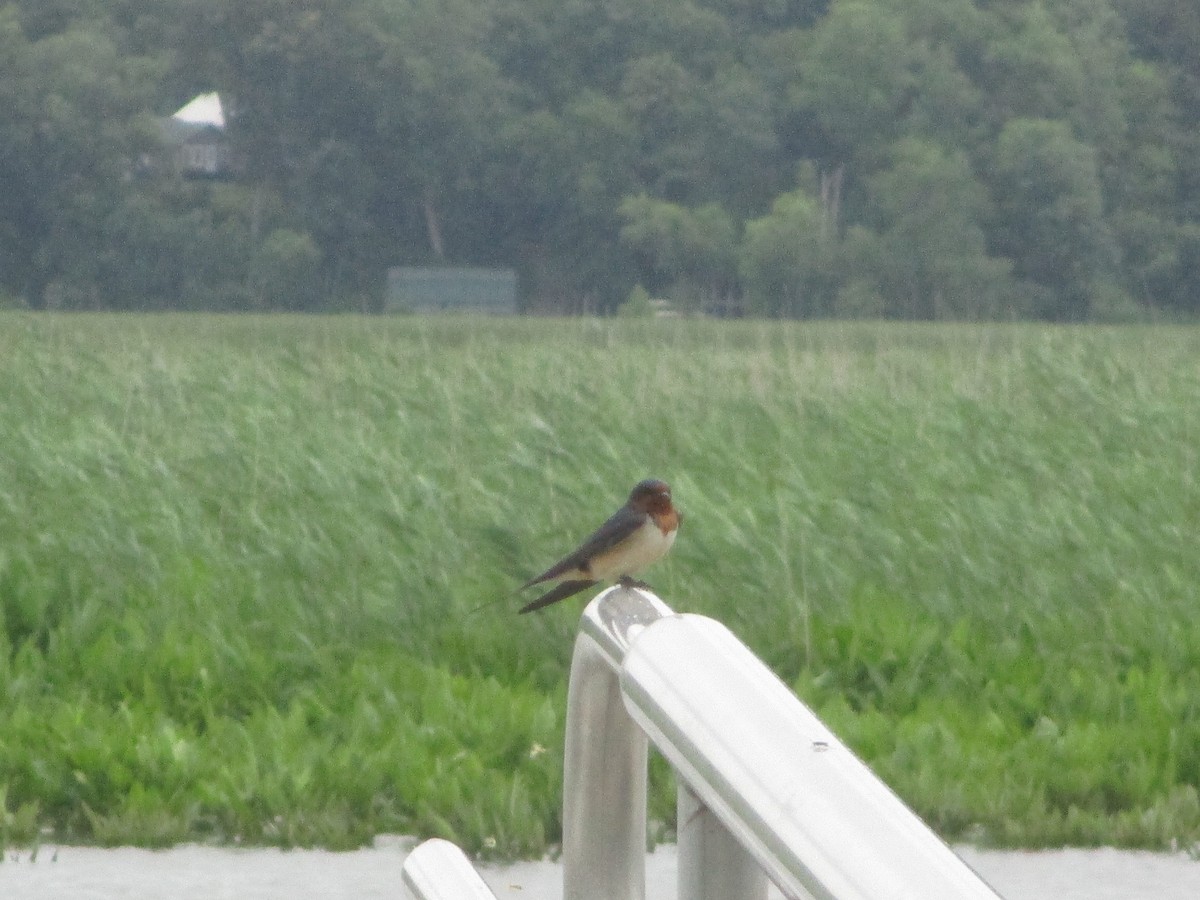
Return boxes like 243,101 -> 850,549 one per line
404,585 -> 1004,900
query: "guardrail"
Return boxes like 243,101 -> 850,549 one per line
403,585 -> 1004,900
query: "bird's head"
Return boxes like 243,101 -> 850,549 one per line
628,479 -> 674,517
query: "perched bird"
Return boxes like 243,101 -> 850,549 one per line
517,479 -> 681,614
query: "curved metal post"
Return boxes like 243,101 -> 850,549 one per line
562,586 -> 673,900
678,779 -> 769,900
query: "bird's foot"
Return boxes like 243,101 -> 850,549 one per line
617,575 -> 651,590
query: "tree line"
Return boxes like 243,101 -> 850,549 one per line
1,0 -> 1197,319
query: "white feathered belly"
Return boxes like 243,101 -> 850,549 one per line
588,518 -> 676,581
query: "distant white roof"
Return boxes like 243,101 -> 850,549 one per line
172,93 -> 225,128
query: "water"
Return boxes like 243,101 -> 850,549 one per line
1,839 -> 1197,899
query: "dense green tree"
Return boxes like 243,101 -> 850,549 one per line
778,0 -> 985,238
618,195 -> 739,311
739,175 -> 839,317
618,55 -> 779,211
863,138 -> 1013,319
249,228 -> 322,310
96,185 -> 243,310
703,0 -> 830,31
695,64 -> 784,213
792,1 -> 915,167
980,3 -> 1088,126
989,118 -> 1114,320
14,0 -> 106,40
1106,0 -> 1200,311
0,11 -> 159,307
490,93 -> 641,311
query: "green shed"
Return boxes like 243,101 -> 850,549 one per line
385,267 -> 518,314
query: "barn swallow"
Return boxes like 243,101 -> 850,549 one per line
517,479 -> 681,614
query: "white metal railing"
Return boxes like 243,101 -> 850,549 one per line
403,586 -> 1004,900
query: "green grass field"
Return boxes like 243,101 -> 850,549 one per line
1,312 -> 1199,857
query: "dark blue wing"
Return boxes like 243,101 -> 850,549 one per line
521,504 -> 647,587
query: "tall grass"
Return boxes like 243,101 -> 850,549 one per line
1,313 -> 1199,854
